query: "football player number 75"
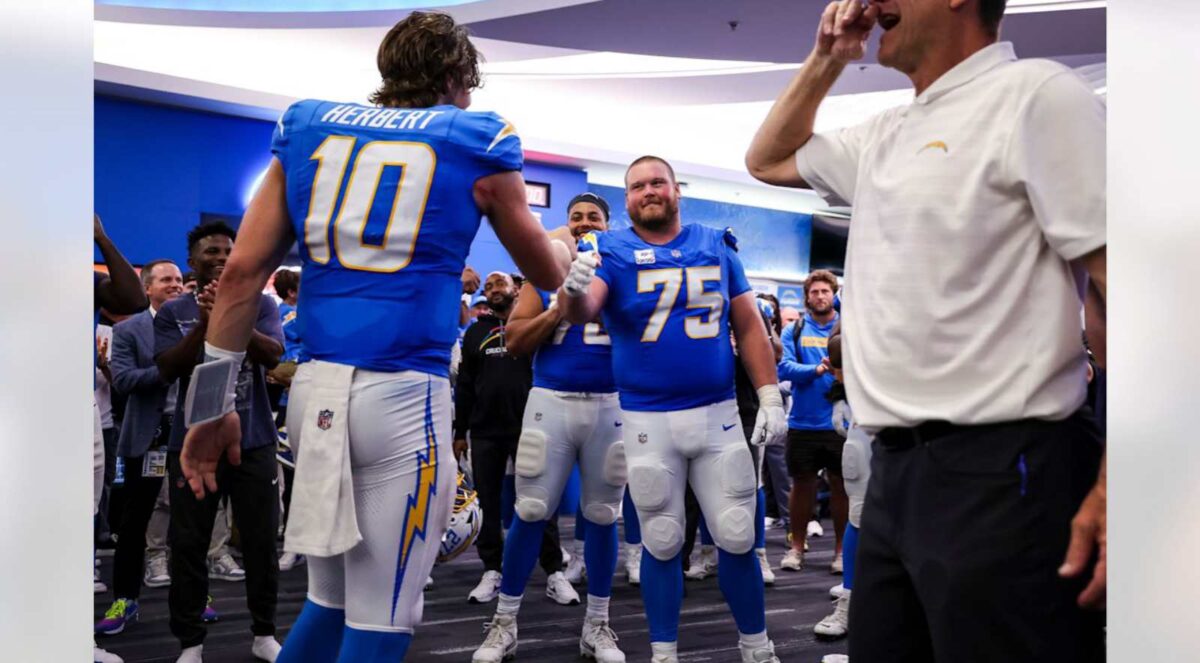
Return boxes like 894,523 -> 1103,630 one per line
301,136 -> 435,273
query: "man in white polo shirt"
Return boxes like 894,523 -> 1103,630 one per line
746,1 -> 1106,661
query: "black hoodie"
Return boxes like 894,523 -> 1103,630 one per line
453,314 -> 532,441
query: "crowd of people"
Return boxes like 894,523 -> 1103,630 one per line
92,2 -> 1106,662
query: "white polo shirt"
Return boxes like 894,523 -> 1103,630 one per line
794,42 -> 1105,429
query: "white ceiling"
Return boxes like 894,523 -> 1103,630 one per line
94,0 -> 1105,210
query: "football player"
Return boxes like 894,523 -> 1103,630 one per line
174,12 -> 573,662
560,156 -> 788,663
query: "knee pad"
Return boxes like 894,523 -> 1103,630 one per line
711,505 -> 755,554
849,499 -> 864,529
582,501 -> 619,526
627,462 -> 670,512
602,441 -> 628,487
641,515 -> 684,560
514,429 -> 547,478
514,484 -> 550,522
719,448 -> 757,499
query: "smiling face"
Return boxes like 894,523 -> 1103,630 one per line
625,159 -> 681,233
567,201 -> 608,239
189,234 -> 233,286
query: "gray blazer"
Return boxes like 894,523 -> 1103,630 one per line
110,310 -> 169,458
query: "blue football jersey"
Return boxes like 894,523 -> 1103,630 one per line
270,100 -> 523,375
595,224 -> 751,411
532,289 -> 616,393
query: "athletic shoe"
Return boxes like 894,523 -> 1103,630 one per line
202,596 -> 219,623
176,644 -> 202,663
468,570 -> 503,604
208,553 -> 245,582
829,583 -> 846,600
278,552 -> 305,572
94,644 -> 124,663
546,571 -> 581,605
623,544 -> 641,586
95,598 -> 139,635
650,655 -> 678,663
739,639 -> 781,663
684,545 -> 717,580
580,617 -> 625,662
563,549 -> 587,585
471,614 -> 517,663
425,575 -> 434,590
94,566 -> 108,594
820,656 -> 849,663
779,548 -> 804,572
814,592 -> 850,639
251,635 -> 281,662
756,548 -> 776,586
144,554 -> 171,588
807,520 -> 825,538
830,551 -> 844,575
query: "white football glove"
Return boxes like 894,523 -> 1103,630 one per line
563,251 -> 599,297
751,385 -> 788,447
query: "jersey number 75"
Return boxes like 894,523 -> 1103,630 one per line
301,136 -> 435,273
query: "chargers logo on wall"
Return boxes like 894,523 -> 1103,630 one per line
778,286 -> 804,309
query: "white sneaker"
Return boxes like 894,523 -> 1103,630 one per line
176,644 -> 203,663
468,570 -> 503,604
144,554 -> 171,588
207,554 -> 245,582
580,617 -> 625,662
807,520 -> 825,538
471,614 -> 517,663
756,549 -> 776,586
829,583 -> 846,600
814,592 -> 850,639
650,655 -> 678,663
563,550 -> 587,585
739,639 -> 781,663
830,551 -> 844,575
425,575 -> 434,590
278,552 -> 305,572
623,544 -> 641,586
821,656 -> 850,663
251,636 -> 282,662
94,645 -> 124,663
684,545 -> 717,580
546,571 -> 581,605
780,548 -> 804,572
94,566 -> 108,594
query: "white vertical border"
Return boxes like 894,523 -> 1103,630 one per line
0,0 -> 93,660
1108,2 -> 1200,662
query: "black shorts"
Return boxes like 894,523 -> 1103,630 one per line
786,428 -> 845,477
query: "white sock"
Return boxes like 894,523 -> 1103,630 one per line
650,641 -> 678,658
585,594 -> 610,621
739,630 -> 769,650
252,636 -> 281,662
496,592 -> 523,617
176,644 -> 203,663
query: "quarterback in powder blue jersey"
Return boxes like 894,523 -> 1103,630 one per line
174,13 -> 573,663
470,193 -> 626,663
560,157 -> 788,663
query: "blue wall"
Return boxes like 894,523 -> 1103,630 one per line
94,95 -> 589,279
587,184 -> 811,277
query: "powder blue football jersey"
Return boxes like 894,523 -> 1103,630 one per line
532,288 -> 616,393
594,224 -> 751,411
270,100 -> 522,376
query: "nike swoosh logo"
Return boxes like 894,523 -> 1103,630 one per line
722,424 -> 736,431
271,478 -> 279,486
614,422 -> 623,427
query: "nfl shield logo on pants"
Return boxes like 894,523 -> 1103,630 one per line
317,409 -> 334,431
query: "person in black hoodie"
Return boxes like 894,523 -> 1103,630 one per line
454,271 -> 569,605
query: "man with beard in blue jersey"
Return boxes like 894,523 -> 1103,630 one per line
560,157 -> 788,663
171,12 -> 574,663
471,193 -> 626,663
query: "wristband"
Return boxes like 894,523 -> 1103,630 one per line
757,385 -> 784,409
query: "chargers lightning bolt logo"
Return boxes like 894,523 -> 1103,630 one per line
392,379 -> 440,622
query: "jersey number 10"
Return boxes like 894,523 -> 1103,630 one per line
302,136 -> 435,273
